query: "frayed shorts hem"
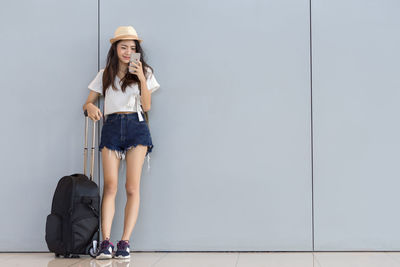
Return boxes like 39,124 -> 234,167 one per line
99,143 -> 153,160
99,143 -> 153,171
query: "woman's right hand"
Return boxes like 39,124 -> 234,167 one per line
84,103 -> 103,121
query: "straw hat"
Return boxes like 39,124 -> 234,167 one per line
110,26 -> 142,44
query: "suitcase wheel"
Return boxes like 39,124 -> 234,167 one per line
89,246 -> 97,258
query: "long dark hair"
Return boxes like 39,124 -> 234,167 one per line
102,39 -> 153,96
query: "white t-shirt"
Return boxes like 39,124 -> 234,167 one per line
88,67 -> 160,120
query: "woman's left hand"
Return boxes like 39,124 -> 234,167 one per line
129,60 -> 145,81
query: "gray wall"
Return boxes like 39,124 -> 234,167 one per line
100,0 -> 312,251
312,0 -> 400,250
0,0 -> 398,252
0,0 -> 98,250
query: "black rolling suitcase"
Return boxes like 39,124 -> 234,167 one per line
45,110 -> 100,258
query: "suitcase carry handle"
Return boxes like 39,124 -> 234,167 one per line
83,110 -> 96,181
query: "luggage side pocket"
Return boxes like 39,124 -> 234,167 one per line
71,216 -> 99,253
45,213 -> 64,253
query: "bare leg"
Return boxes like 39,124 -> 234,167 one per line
121,145 -> 147,241
101,147 -> 120,240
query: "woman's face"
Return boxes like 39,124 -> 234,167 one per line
116,40 -> 136,65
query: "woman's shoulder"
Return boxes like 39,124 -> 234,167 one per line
145,66 -> 154,78
95,68 -> 105,79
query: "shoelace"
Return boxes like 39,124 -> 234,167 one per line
100,240 -> 110,250
117,240 -> 129,250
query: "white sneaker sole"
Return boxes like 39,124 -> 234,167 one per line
114,255 -> 130,259
96,253 -> 112,260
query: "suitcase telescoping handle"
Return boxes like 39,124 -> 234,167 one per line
84,110 -> 96,181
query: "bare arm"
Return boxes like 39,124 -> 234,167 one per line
83,91 -> 100,110
83,91 -> 102,121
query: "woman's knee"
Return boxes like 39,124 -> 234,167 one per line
103,181 -> 118,196
125,184 -> 140,197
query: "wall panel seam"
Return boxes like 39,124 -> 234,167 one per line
309,0 -> 315,252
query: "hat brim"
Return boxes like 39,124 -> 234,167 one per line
110,35 -> 142,44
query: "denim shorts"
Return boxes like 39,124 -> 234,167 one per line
99,112 -> 153,167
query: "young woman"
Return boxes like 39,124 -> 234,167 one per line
83,26 -> 160,260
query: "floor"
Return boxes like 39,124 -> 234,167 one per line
1,252 -> 400,267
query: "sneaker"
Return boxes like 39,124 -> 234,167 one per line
114,240 -> 130,259
96,239 -> 114,260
